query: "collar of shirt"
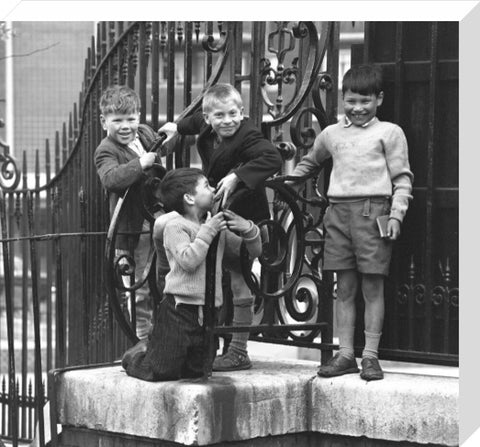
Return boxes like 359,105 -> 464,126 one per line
343,115 -> 378,128
128,134 -> 146,156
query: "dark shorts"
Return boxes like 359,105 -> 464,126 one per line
123,294 -> 216,381
323,198 -> 393,276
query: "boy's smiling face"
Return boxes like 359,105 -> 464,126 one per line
101,111 -> 140,145
343,90 -> 383,127
203,99 -> 244,140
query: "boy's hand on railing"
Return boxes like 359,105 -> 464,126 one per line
158,122 -> 178,143
215,172 -> 239,206
223,209 -> 252,234
205,211 -> 227,233
139,152 -> 157,170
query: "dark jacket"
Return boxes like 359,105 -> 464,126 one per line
94,124 -> 157,250
177,111 -> 282,222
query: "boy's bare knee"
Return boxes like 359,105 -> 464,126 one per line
361,273 -> 384,301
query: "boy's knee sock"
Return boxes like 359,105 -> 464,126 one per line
337,325 -> 355,360
228,298 -> 254,356
362,331 -> 382,359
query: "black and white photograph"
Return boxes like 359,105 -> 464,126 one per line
0,1 -> 473,446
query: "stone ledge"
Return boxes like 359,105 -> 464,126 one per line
52,357 -> 458,446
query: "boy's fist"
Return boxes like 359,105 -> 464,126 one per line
206,211 -> 227,233
139,152 -> 156,170
158,122 -> 178,143
387,218 -> 401,240
223,209 -> 252,234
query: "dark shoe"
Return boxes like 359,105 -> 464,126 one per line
317,353 -> 359,377
121,339 -> 148,370
360,357 -> 384,381
212,351 -> 252,371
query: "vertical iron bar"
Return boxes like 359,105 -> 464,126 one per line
326,22 -> 340,124
62,123 -> 67,165
231,22 -> 243,90
205,22 -> 213,82
424,22 -> 439,352
127,27 -> 135,89
0,191 -> 19,447
166,21 -> 176,170
151,22 -> 160,131
250,22 -> 265,128
79,189 -> 90,364
182,21 -> 193,167
442,258 -> 451,352
20,152 -> 28,439
52,188 -> 65,368
54,132 -> 60,175
1,377 -> 6,436
45,142 -> 53,372
139,22 -> 147,124
203,235 -> 219,379
26,192 -> 45,446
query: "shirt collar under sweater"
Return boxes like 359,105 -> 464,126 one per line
343,115 -> 378,128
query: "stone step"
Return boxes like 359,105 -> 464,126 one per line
51,356 -> 458,446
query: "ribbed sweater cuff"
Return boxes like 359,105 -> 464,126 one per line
389,209 -> 405,223
240,221 -> 259,241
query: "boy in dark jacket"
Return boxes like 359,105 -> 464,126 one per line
95,85 -> 160,339
160,83 -> 283,370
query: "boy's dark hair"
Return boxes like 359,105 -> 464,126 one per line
342,64 -> 383,96
99,85 -> 141,115
159,167 -> 205,214
202,83 -> 243,113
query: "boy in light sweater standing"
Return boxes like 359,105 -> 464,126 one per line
290,64 -> 413,380
122,168 -> 262,381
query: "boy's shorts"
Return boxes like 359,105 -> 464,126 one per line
323,198 -> 393,276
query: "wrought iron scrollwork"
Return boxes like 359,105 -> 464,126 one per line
202,26 -> 228,53
260,22 -> 331,128
0,133 -> 20,191
238,171 -> 328,340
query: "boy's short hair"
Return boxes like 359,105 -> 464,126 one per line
99,85 -> 141,115
342,64 -> 384,96
160,167 -> 205,214
202,83 -> 243,113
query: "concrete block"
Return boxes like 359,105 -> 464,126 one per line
54,357 -> 459,446
310,371 -> 459,446
55,358 -> 318,445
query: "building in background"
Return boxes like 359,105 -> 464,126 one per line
0,21 -> 94,173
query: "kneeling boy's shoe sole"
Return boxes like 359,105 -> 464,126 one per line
121,339 -> 148,370
360,357 -> 384,381
317,353 -> 359,377
212,352 -> 252,371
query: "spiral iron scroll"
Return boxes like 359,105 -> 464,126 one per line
239,173 -> 328,341
0,137 -> 20,191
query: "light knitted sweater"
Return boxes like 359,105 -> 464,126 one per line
154,212 -> 262,307
292,117 -> 413,222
